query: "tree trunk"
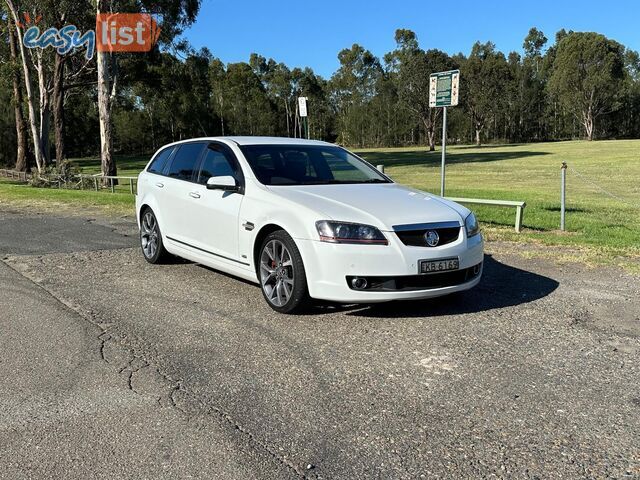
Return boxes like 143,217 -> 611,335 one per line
475,127 -> 482,146
5,0 -> 46,172
34,50 -> 51,166
96,1 -> 117,184
52,53 -> 66,164
583,109 -> 594,141
427,128 -> 435,151
8,21 -> 28,171
284,97 -> 290,137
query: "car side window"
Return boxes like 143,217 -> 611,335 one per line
166,143 -> 206,181
197,147 -> 237,185
196,144 -> 244,186
147,146 -> 174,174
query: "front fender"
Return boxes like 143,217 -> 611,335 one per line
238,190 -> 325,273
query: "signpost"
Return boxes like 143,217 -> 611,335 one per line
429,69 -> 459,196
298,96 -> 309,139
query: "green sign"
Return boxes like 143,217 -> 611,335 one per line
429,70 -> 460,107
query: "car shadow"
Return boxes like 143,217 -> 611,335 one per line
308,254 -> 559,318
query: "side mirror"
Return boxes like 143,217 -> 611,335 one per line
206,175 -> 240,192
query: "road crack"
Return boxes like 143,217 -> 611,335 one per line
2,258 -> 314,479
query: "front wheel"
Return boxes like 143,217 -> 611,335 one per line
259,230 -> 310,314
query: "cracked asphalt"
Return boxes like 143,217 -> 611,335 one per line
1,209 -> 639,479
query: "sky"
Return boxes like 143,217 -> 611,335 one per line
183,0 -> 640,78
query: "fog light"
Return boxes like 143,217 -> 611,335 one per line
351,277 -> 368,290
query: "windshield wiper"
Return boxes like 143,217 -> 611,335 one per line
358,178 -> 390,183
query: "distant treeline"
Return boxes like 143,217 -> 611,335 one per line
2,22 -> 639,170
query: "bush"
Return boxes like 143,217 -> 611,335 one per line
29,160 -> 93,189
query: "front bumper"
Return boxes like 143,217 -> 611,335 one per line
296,231 -> 484,303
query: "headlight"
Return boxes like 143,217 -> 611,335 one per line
316,221 -> 388,245
465,212 -> 480,238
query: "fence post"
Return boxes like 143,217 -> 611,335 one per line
110,177 -> 115,193
129,178 -> 134,195
560,162 -> 567,231
376,165 -> 385,173
515,205 -> 523,233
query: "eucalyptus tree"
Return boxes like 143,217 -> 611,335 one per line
209,57 -> 228,135
3,0 -> 46,171
520,27 -> 548,140
2,17 -> 27,169
330,43 -> 382,146
223,61 -> 274,135
94,0 -> 202,181
549,32 -> 626,140
293,67 -> 333,140
461,41 -> 511,145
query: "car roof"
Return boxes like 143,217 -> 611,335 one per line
166,136 -> 333,147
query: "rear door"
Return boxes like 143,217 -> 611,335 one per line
158,142 -> 206,244
187,142 -> 245,264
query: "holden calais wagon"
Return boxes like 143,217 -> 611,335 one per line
135,137 -> 483,313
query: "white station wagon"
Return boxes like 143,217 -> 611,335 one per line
136,137 -> 483,313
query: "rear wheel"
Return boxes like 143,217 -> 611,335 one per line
140,208 -> 169,264
259,230 -> 310,314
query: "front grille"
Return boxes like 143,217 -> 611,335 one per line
346,263 -> 482,292
393,221 -> 462,247
395,226 -> 461,247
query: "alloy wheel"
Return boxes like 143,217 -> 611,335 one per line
140,211 -> 159,259
260,239 -> 294,307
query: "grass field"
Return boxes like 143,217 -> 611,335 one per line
1,140 -> 638,269
0,177 -> 134,217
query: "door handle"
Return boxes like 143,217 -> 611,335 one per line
189,192 -> 201,199
155,182 -> 164,188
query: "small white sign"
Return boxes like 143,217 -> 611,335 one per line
298,97 -> 308,117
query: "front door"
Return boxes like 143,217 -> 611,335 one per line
187,143 -> 245,265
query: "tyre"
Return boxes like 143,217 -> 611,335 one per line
140,208 -> 169,264
259,230 -> 310,314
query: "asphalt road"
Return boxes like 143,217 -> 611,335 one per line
1,209 -> 639,479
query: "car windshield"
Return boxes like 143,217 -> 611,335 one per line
238,144 -> 391,186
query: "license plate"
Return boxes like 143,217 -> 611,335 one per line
419,257 -> 459,274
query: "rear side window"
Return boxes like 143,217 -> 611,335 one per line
166,143 -> 206,181
147,147 -> 174,174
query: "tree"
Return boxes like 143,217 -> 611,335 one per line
209,57 -> 227,135
4,0 -> 46,171
549,32 -> 626,140
389,29 -> 456,150
6,19 -> 28,170
330,44 -> 382,146
462,42 -> 511,145
94,0 -> 203,182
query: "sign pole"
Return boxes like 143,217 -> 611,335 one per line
440,106 -> 447,197
430,69 -> 458,197
298,97 -> 309,139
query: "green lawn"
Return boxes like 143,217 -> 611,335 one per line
355,140 -> 640,263
0,177 -> 134,217
71,154 -> 150,177
2,140 -> 639,269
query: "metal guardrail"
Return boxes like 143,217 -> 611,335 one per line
446,197 -> 526,233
